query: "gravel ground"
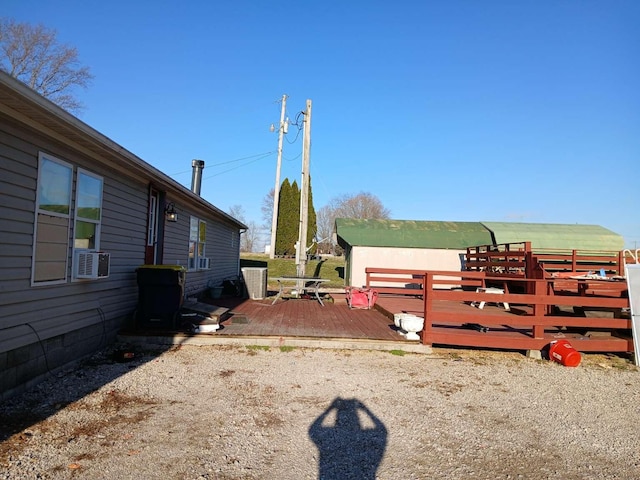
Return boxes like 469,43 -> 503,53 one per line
1,344 -> 639,479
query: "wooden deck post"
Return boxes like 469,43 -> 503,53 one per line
617,250 -> 624,276
532,279 -> 546,339
420,272 -> 433,345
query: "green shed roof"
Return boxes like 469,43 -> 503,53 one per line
481,222 -> 624,251
335,219 -> 493,249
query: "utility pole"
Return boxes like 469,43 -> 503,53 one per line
269,94 -> 287,259
296,99 -> 312,280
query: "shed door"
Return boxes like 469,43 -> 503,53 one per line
145,189 -> 159,264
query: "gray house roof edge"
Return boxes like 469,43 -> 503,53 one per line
0,71 -> 247,230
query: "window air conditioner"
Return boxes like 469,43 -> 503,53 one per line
75,251 -> 110,279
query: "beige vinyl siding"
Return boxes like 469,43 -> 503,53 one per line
210,221 -> 240,277
0,119 -> 147,355
185,218 -> 240,295
162,203 -> 189,268
100,180 -> 148,268
1,74 -> 245,397
161,206 -> 240,297
0,128 -> 38,296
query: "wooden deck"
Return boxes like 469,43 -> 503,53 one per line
198,294 -> 405,341
119,293 -> 424,350
120,287 -> 633,355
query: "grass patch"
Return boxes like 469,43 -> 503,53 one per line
246,345 -> 270,351
240,253 -> 345,289
389,349 -> 406,356
245,344 -> 270,356
279,346 -> 295,353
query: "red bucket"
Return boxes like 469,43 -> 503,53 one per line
549,340 -> 581,367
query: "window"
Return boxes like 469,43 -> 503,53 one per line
188,216 -> 210,270
32,153 -> 73,284
31,153 -> 105,285
74,169 -> 103,251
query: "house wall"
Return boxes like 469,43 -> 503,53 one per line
162,203 -> 240,298
347,246 -> 466,288
0,112 -> 241,399
0,117 -> 149,399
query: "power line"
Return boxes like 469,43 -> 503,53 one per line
201,151 -> 275,179
169,151 -> 275,177
286,110 -> 305,144
283,152 -> 302,162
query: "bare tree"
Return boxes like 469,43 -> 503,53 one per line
260,188 -> 274,231
329,192 -> 391,220
318,192 -> 391,254
316,205 -> 335,254
0,18 -> 93,113
241,220 -> 262,253
229,204 -> 263,253
228,204 -> 246,223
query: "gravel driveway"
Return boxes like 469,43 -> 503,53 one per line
1,344 -> 639,479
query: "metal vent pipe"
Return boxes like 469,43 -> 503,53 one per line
191,159 -> 205,195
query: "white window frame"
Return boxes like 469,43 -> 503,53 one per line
71,168 -> 104,281
147,193 -> 158,248
31,153 -> 73,286
188,216 -> 210,271
31,152 -> 107,285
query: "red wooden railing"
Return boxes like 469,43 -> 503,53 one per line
366,267 -> 632,353
365,267 -> 486,295
465,243 -> 634,278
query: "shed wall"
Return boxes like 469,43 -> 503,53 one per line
348,246 -> 465,288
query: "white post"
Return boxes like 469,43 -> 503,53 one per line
269,94 -> 287,259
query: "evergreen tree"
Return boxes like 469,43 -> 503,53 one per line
275,179 -> 300,255
288,180 -> 301,254
307,177 -> 317,255
275,179 -> 292,255
274,177 -> 317,256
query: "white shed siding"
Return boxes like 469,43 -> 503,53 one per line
348,246 -> 466,288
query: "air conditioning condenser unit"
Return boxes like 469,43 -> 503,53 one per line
241,267 -> 267,300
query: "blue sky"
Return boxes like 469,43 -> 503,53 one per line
5,1 -> 639,248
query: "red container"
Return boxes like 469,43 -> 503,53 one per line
345,287 -> 378,310
549,340 -> 581,367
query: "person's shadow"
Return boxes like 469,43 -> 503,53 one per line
308,397 -> 387,479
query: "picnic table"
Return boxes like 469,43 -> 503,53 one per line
271,276 -> 331,306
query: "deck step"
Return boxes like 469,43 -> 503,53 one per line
182,300 -> 229,322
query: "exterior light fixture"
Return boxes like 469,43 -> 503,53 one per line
165,202 -> 178,222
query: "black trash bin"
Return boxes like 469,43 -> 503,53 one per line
136,265 -> 186,329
